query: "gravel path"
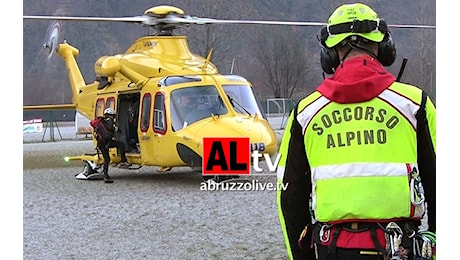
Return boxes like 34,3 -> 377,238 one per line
23,140 -> 288,260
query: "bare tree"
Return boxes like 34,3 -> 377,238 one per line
251,26 -> 309,98
22,0 -> 436,105
415,1 -> 436,101
177,0 -> 253,72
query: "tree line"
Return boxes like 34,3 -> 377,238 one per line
23,0 -> 436,105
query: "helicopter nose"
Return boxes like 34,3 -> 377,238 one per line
176,117 -> 278,169
200,117 -> 278,155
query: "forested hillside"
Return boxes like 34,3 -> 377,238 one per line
23,0 -> 436,105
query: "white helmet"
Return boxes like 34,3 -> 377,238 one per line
104,108 -> 116,116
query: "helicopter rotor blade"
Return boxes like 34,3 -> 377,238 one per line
184,17 -> 435,29
386,24 -> 436,29
23,14 -> 197,27
23,15 -> 151,24
23,14 -> 436,30
149,15 -> 436,29
43,20 -> 63,60
185,17 -> 327,26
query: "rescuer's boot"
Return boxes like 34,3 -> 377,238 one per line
118,161 -> 132,169
104,173 -> 113,183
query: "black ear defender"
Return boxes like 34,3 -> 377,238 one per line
319,20 -> 397,74
377,31 -> 396,66
319,26 -> 340,75
375,20 -> 396,66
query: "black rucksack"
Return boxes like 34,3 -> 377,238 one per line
90,117 -> 112,142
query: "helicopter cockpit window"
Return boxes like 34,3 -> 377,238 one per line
158,76 -> 201,87
140,94 -> 152,132
223,85 -> 263,118
170,86 -> 227,131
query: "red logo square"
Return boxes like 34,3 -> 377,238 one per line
202,137 -> 250,175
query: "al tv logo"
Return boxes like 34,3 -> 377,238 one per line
202,137 -> 280,175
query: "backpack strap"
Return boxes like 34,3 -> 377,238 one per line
327,226 -> 342,259
370,227 -> 386,256
421,91 -> 427,108
415,90 -> 427,120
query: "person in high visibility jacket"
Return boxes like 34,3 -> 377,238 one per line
277,3 -> 436,260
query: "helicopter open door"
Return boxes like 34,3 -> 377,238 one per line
116,93 -> 141,153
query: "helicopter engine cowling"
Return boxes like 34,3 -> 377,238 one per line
94,56 -> 121,77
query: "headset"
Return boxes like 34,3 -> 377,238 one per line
319,19 -> 396,74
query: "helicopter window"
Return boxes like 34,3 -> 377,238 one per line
140,93 -> 152,132
223,85 -> 263,117
106,97 -> 116,110
153,93 -> 166,134
223,75 -> 248,82
170,86 -> 227,131
95,98 -> 105,117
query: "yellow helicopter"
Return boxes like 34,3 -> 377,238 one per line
23,5 -> 283,180
23,5 -> 435,180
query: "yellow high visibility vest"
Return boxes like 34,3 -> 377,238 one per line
296,82 -> 426,222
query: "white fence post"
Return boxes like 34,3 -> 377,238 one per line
266,98 -> 291,129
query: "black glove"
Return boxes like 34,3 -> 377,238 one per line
298,224 -> 315,259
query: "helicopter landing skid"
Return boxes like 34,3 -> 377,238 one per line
116,163 -> 142,170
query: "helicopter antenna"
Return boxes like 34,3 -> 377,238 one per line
230,58 -> 235,74
203,48 -> 214,73
396,57 -> 408,82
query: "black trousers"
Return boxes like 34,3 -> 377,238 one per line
97,140 -> 128,178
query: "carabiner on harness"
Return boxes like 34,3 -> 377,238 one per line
319,224 -> 333,243
410,167 -> 425,205
413,230 -> 436,259
385,222 -> 404,259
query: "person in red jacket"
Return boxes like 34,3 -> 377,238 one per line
94,108 -> 132,183
277,3 -> 436,260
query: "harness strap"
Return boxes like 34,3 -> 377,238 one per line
420,91 -> 427,111
327,226 -> 342,259
370,227 -> 386,256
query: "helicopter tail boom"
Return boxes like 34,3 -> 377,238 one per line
57,43 -> 86,101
